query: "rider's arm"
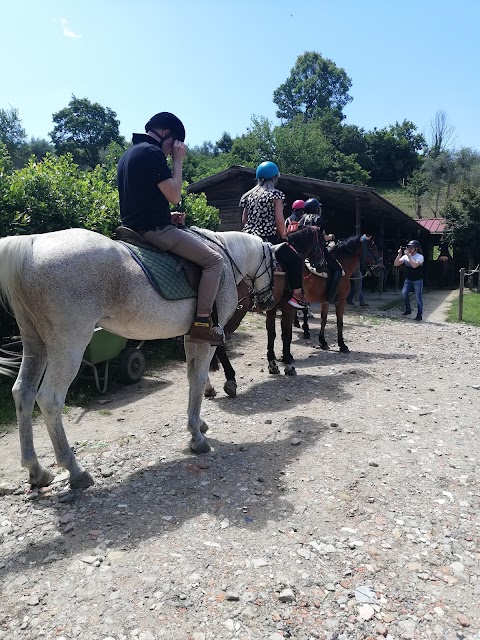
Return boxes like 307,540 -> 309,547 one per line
158,141 -> 186,205
274,199 -> 287,240
394,249 -> 406,267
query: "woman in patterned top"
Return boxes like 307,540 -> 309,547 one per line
240,161 -> 306,308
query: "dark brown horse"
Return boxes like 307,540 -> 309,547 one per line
205,226 -> 323,395
302,235 -> 383,353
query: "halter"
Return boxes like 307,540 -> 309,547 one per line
360,236 -> 382,275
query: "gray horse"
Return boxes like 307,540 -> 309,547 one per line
0,227 -> 275,489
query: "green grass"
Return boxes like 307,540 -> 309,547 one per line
447,291 -> 480,327
373,184 -> 415,217
378,297 -> 404,311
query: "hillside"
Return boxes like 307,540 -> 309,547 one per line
372,183 -> 416,217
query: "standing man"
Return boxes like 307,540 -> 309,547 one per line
394,239 -> 424,321
117,112 -> 225,345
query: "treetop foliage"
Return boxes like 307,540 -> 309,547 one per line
273,52 -> 353,122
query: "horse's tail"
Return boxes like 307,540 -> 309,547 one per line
0,235 -> 35,320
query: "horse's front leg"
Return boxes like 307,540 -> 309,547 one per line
336,299 -> 349,353
266,309 -> 280,374
302,307 -> 310,339
185,339 -> 215,453
280,304 -> 296,376
319,302 -> 329,350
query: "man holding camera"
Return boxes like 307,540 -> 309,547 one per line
394,240 -> 424,321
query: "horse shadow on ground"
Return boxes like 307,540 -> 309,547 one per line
0,416 -> 332,580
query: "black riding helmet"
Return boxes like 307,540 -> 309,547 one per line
145,112 -> 186,142
304,198 -> 322,215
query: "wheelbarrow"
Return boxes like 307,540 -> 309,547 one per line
0,328 -> 146,394
79,328 -> 145,393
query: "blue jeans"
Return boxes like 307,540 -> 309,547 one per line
402,279 -> 423,316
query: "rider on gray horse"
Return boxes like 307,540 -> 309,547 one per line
299,198 -> 343,304
117,112 -> 225,345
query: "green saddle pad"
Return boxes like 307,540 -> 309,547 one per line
119,241 -> 197,300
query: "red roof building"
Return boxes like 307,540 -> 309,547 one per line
416,218 -> 446,234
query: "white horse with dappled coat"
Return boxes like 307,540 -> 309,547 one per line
0,227 -> 275,489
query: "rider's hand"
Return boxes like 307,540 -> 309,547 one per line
172,140 -> 187,161
171,212 -> 185,226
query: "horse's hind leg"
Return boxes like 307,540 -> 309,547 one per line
185,339 -> 215,453
302,308 -> 310,339
216,345 -> 237,398
336,300 -> 349,353
12,328 -> 51,487
36,333 -> 95,489
319,302 -> 329,350
280,304 -> 296,376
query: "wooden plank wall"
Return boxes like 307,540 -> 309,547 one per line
204,180 -> 251,231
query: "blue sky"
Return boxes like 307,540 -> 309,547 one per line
1,0 -> 479,151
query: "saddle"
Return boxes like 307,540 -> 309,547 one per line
115,226 -> 200,300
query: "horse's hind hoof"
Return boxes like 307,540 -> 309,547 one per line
303,332 -> 310,340
224,380 -> 237,398
190,437 -> 211,454
69,470 -> 95,490
204,387 -> 217,398
340,346 -> 350,354
30,468 -> 55,488
320,344 -> 330,351
268,361 -> 280,375
284,365 -> 297,376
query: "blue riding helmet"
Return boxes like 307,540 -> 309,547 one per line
256,161 -> 280,180
304,198 -> 322,215
407,240 -> 421,248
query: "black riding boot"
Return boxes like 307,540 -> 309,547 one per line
326,269 -> 342,304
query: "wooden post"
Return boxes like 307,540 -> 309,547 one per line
378,213 -> 384,299
355,198 -> 361,235
459,268 -> 465,321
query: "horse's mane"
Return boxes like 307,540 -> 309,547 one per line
189,226 -> 263,254
287,226 -> 317,255
330,235 -> 361,259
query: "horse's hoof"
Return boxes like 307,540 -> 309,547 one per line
284,365 -> 297,376
30,468 -> 55,488
320,343 -> 330,351
204,387 -> 217,398
190,437 -> 211,454
199,421 -> 209,434
303,332 -> 311,340
69,470 -> 95,490
224,380 -> 237,398
340,346 -> 350,354
268,361 -> 280,375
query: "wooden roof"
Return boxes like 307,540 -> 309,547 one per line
187,166 -> 427,239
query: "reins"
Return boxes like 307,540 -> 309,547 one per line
186,228 -> 274,304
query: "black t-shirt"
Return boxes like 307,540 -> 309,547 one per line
117,133 -> 172,230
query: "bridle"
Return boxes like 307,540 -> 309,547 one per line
240,243 -> 275,307
360,236 -> 382,275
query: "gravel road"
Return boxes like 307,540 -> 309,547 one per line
1,297 -> 479,640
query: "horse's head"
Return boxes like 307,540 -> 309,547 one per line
360,236 -> 383,276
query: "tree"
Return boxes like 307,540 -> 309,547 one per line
231,116 -> 276,166
444,183 -> 480,264
215,132 -> 233,154
274,116 -> 332,179
0,107 -> 27,168
273,52 -> 353,122
406,169 -> 428,218
428,110 -> 456,157
50,96 -> 125,168
366,120 -> 425,183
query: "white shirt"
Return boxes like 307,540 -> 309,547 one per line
400,252 -> 424,267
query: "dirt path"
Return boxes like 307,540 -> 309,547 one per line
1,301 -> 479,640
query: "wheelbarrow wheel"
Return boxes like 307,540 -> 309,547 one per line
119,347 -> 145,384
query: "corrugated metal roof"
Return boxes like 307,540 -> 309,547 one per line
416,218 -> 446,233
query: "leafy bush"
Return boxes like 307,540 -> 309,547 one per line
177,182 -> 220,230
